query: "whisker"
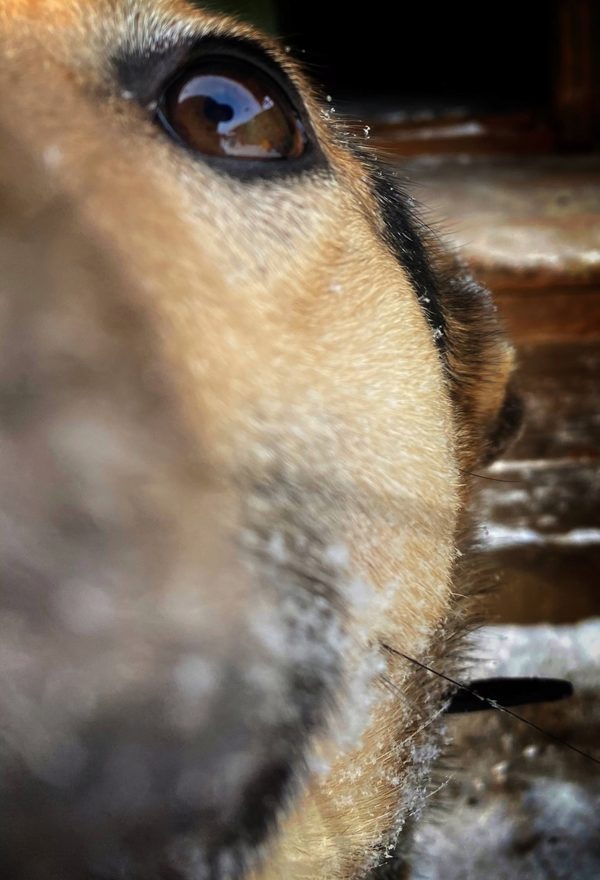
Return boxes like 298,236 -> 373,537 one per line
459,468 -> 525,484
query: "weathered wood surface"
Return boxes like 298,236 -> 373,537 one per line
495,289 -> 600,343
504,342 -> 599,461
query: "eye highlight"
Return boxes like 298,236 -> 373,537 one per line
157,58 -> 306,162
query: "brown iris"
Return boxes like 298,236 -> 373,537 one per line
160,60 -> 306,161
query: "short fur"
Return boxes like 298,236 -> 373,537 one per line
0,3 -> 518,879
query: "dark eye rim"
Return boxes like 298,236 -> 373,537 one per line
153,38 -> 327,180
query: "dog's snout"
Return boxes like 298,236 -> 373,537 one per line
0,118 -> 343,879
0,6 -> 501,875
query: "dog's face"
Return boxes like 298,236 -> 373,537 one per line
0,2 -> 518,879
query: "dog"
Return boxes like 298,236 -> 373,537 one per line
0,2 -> 521,878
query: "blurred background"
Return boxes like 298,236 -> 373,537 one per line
210,0 -> 600,629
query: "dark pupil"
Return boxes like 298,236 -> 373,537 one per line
203,96 -> 235,125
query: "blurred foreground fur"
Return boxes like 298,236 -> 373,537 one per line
0,2 -> 520,878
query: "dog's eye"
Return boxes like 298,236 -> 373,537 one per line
157,59 -> 306,161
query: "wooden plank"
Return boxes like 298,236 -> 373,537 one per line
472,462 -> 600,624
508,341 -> 600,461
476,462 -> 600,537
495,289 -> 600,344
477,545 -> 599,624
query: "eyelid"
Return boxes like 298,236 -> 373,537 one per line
117,35 -> 304,113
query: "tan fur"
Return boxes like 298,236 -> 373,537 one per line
0,3 -> 516,878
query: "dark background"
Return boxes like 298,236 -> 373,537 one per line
277,2 -> 554,115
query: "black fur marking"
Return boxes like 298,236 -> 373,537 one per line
368,165 -> 447,353
445,677 -> 574,714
